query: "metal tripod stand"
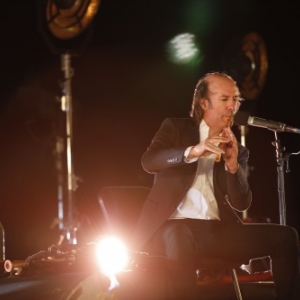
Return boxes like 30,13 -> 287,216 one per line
54,53 -> 79,245
272,131 -> 300,225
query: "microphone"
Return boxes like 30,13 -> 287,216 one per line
234,111 -> 300,134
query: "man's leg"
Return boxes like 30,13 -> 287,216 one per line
145,220 -> 198,299
190,221 -> 300,300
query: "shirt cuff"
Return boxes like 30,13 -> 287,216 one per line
225,163 -> 240,173
184,147 -> 198,163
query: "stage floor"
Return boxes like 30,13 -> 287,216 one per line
0,269 -> 276,300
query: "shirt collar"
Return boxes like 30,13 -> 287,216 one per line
199,119 -> 209,141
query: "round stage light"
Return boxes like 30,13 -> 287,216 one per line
96,236 -> 129,276
167,33 -> 201,65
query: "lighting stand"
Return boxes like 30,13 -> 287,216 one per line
58,53 -> 79,244
239,125 -> 249,221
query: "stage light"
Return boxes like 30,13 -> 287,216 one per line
42,0 -> 101,41
53,0 -> 77,9
167,33 -> 201,65
96,236 -> 129,276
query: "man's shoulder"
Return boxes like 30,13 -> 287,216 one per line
162,117 -> 195,126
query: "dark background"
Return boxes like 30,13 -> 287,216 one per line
1,0 -> 300,260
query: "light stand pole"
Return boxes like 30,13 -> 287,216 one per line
59,53 -> 78,244
239,125 -> 249,221
37,0 -> 100,244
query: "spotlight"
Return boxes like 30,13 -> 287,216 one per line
53,0 -> 77,9
96,236 -> 129,276
167,33 -> 201,65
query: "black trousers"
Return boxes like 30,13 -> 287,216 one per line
145,219 -> 300,300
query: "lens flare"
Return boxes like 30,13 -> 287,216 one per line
167,33 -> 201,65
96,236 -> 129,275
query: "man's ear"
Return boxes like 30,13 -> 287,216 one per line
200,99 -> 208,110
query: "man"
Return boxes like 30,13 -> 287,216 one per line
131,72 -> 300,299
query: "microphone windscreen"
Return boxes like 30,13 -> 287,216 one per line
234,111 -> 250,126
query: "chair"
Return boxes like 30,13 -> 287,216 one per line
98,186 -> 245,300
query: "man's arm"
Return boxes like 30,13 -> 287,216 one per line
142,118 -> 188,173
225,145 -> 252,211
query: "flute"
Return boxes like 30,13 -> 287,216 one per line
215,117 -> 233,162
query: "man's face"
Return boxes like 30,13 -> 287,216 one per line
201,75 -> 240,132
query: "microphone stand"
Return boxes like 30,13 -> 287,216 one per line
261,128 -> 299,226
272,131 -> 289,225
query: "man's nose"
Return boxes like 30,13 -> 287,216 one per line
227,99 -> 236,110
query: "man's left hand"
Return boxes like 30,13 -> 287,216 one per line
222,127 -> 239,173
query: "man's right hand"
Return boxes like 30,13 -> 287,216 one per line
187,135 -> 231,159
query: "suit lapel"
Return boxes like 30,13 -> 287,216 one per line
186,120 -> 200,145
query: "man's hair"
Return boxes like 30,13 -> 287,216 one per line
190,71 -> 241,125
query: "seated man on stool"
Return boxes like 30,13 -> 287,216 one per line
131,72 -> 300,300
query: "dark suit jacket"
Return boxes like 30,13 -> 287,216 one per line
132,118 -> 252,250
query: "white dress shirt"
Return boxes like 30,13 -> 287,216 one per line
169,120 -> 220,220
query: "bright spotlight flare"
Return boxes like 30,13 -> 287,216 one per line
234,111 -> 300,134
168,33 -> 200,64
96,236 -> 129,276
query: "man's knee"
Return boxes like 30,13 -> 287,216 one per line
162,222 -> 196,260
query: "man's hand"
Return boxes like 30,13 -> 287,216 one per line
222,127 -> 239,173
187,135 -> 231,159
187,127 -> 239,173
